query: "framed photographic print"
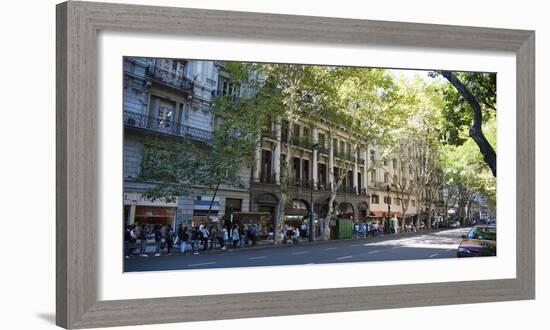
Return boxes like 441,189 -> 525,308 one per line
56,1 -> 535,329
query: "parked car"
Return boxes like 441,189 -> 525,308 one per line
449,221 -> 461,228
457,225 -> 497,257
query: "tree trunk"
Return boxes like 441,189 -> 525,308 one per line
206,181 -> 221,219
440,71 -> 496,177
276,120 -> 294,244
323,193 -> 336,240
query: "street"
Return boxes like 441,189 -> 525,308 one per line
124,228 -> 470,272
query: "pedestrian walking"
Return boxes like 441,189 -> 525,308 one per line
139,224 -> 149,257
190,226 -> 200,255
124,225 -> 132,258
160,225 -> 167,251
360,223 -> 367,239
267,226 -> 274,241
166,225 -> 174,255
179,226 -> 189,254
217,224 -> 226,249
282,223 -> 288,244
223,226 -> 229,246
239,226 -> 246,247
373,222 -> 379,236
231,225 -> 239,248
353,223 -> 359,240
153,225 -> 162,256
291,227 -> 299,244
200,225 -> 209,251
210,224 -> 218,249
248,225 -> 258,246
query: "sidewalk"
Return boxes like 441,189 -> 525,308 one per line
128,227 -> 459,257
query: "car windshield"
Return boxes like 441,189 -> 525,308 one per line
467,227 -> 496,241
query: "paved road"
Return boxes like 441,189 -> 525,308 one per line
124,228 -> 470,272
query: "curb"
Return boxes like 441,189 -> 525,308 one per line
130,227 -> 467,258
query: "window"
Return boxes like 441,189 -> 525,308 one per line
404,199 -> 409,207
383,196 -> 392,204
292,199 -> 308,210
371,195 -> 379,204
281,121 -> 289,142
293,125 -> 301,139
303,127 -> 310,143
411,200 -> 416,206
370,150 -> 376,162
409,165 -> 413,174
393,175 -> 398,184
383,159 -> 388,166
395,197 -> 401,205
218,76 -> 240,100
393,158 -> 397,169
384,172 -> 389,183
409,179 -> 413,188
370,170 -> 376,183
155,103 -> 175,129
318,133 -> 326,148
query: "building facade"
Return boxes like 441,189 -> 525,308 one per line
123,57 -> 251,229
122,57 -> 442,233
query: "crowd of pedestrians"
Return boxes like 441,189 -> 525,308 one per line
124,222 -> 262,258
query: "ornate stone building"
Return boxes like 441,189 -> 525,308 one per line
122,57 -> 441,233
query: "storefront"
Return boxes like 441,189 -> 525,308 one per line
191,195 -> 220,227
123,192 -> 177,227
232,212 -> 272,237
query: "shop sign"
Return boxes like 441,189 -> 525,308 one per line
124,192 -> 177,207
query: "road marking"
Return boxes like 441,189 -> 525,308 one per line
188,262 -> 216,267
429,254 -> 439,258
291,251 -> 308,255
337,255 -> 353,260
369,250 -> 381,254
248,256 -> 267,260
325,247 -> 337,251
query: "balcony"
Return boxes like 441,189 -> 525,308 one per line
123,111 -> 212,143
147,65 -> 194,92
315,182 -> 330,191
290,136 -> 312,149
259,173 -> 277,184
289,178 -> 313,189
337,185 -> 356,194
261,128 -> 278,141
317,144 -> 329,155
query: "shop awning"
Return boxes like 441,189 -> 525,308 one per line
370,211 -> 385,218
135,206 -> 175,218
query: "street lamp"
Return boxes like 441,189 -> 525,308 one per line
386,184 -> 391,234
309,143 -> 321,242
442,187 -> 449,226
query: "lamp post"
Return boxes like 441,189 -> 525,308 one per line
386,184 -> 391,234
442,186 -> 449,226
309,143 -> 321,242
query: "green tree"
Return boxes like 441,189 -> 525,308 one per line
434,71 -> 497,176
139,63 -> 272,219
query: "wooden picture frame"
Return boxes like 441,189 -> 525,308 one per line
56,1 -> 535,328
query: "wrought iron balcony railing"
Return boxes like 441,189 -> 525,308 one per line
259,173 -> 277,184
147,65 -> 194,91
317,145 -> 329,155
337,185 -> 356,194
123,111 -> 212,143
